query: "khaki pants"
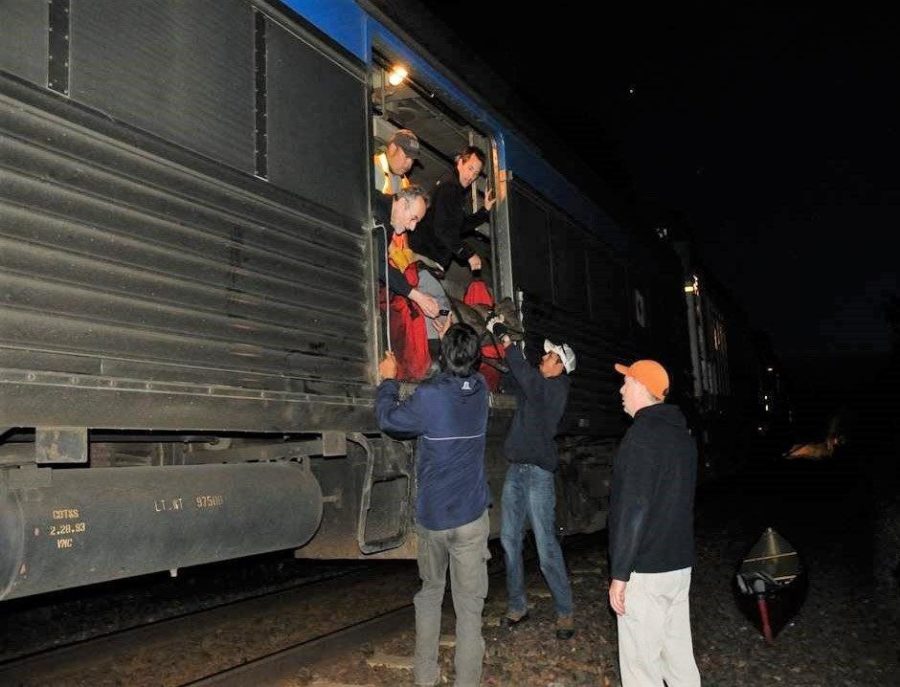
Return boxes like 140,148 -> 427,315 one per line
617,567 -> 701,687
414,510 -> 490,687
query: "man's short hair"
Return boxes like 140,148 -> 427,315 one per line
456,145 -> 486,166
394,184 -> 428,205
441,323 -> 481,377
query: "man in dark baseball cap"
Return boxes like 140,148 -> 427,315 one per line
390,128 -> 420,158
374,128 -> 420,195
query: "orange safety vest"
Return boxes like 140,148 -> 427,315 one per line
375,151 -> 411,195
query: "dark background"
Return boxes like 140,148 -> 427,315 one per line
413,2 -> 900,438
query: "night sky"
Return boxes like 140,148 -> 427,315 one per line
420,4 -> 899,370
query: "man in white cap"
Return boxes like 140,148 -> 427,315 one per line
609,359 -> 701,687
487,318 -> 577,640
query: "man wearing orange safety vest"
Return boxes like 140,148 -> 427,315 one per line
373,129 -> 420,195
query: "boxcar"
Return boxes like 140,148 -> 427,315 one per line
0,0 -> 776,601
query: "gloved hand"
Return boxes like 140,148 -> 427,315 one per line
485,314 -> 508,339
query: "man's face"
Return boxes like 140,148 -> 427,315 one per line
456,154 -> 483,189
391,196 -> 427,234
540,351 -> 564,378
620,375 -> 648,418
387,142 -> 414,176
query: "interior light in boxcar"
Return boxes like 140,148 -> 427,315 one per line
685,274 -> 701,295
387,65 -> 408,86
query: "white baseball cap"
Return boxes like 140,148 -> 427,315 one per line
544,339 -> 576,374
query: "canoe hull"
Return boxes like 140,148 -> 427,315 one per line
734,569 -> 808,639
734,527 -> 808,641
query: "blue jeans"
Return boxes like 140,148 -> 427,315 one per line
414,509 -> 490,687
500,463 -> 573,617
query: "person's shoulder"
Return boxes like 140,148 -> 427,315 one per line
417,373 -> 454,395
471,372 -> 490,400
545,372 -> 570,393
433,171 -> 457,192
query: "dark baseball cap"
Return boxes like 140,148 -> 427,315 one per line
390,129 -> 420,159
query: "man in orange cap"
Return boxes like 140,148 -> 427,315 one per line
608,360 -> 701,687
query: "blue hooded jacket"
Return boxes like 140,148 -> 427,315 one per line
376,372 -> 490,531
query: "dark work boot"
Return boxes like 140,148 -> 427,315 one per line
503,610 -> 530,628
556,614 -> 574,640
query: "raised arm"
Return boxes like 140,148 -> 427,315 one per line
375,354 -> 427,437
503,345 -> 544,399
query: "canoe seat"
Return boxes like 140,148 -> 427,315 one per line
736,570 -> 796,595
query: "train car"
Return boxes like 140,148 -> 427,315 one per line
672,234 -> 793,474
0,0 -> 766,602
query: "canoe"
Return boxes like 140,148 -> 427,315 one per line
734,527 -> 808,642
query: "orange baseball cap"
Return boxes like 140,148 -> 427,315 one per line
614,360 -> 669,400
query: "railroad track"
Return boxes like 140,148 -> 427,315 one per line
186,604 -> 414,686
1,537 -> 568,686
0,561 -> 418,686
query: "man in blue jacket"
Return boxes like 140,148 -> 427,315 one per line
375,323 -> 491,687
488,317 -> 577,640
609,359 -> 701,687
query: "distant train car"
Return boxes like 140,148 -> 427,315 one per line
673,238 -> 793,476
0,0 -> 772,601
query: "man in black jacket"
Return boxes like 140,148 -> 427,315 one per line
609,360 -> 701,687
409,145 -> 495,357
409,145 -> 495,273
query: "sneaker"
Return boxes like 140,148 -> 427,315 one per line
503,610 -> 529,628
555,614 -> 574,640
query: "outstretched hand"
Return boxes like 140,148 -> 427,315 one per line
408,288 -> 441,318
436,312 -> 454,339
486,314 -> 509,340
484,188 -> 497,212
